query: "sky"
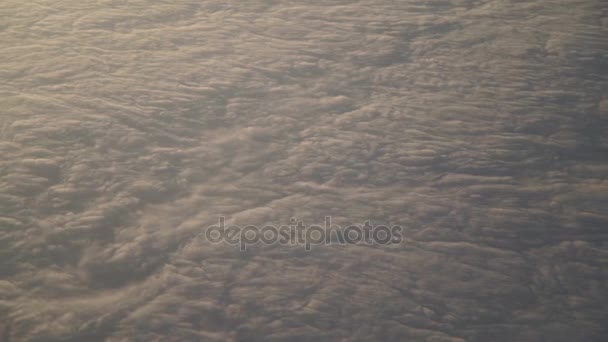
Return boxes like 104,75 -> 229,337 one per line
0,0 -> 607,341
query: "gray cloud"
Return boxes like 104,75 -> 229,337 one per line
1,0 -> 607,341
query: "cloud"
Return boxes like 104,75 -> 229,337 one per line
0,0 -> 607,340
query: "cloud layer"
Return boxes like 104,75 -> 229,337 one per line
1,0 -> 607,341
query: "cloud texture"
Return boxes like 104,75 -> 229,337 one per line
1,0 -> 607,341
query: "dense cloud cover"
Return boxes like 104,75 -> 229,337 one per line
1,0 -> 607,341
